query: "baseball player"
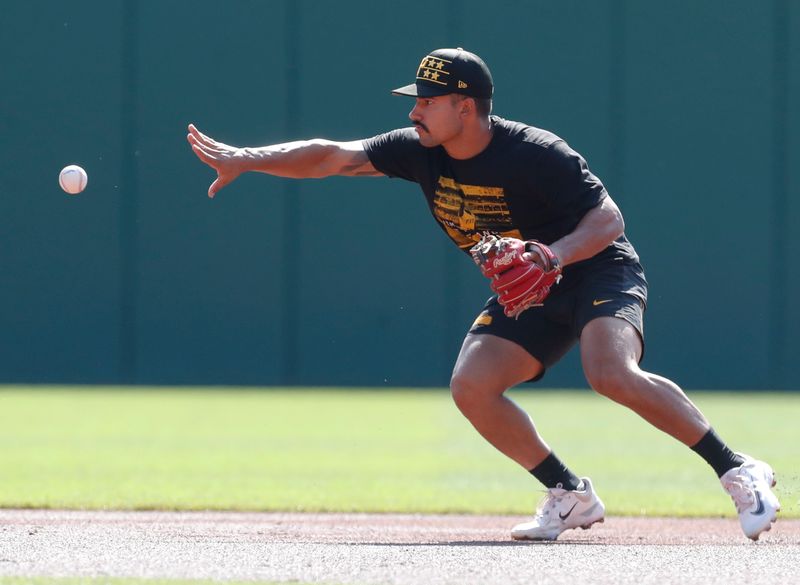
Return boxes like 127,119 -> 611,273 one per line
187,48 -> 780,541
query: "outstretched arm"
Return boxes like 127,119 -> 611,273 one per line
187,123 -> 383,198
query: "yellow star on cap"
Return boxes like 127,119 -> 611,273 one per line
435,60 -> 445,70
431,71 -> 440,80
422,70 -> 431,78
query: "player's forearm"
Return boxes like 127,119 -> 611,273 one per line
549,197 -> 625,267
242,139 -> 344,179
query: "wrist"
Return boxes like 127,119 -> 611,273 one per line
237,147 -> 260,172
550,247 -> 563,269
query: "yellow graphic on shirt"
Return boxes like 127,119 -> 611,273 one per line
433,176 -> 522,249
472,312 -> 493,327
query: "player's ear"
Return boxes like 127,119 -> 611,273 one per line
459,97 -> 473,117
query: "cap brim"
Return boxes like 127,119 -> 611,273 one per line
391,83 -> 418,97
391,83 -> 451,97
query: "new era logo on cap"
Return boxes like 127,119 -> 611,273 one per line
392,48 -> 493,99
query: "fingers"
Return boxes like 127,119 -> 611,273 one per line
190,143 -> 218,165
188,126 -> 233,162
187,123 -> 206,145
188,123 -> 236,198
189,133 -> 230,164
209,176 -> 229,199
187,130 -> 216,152
523,250 -> 546,268
187,123 -> 216,148
188,124 -> 233,159
187,127 -> 206,152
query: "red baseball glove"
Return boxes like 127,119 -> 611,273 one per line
470,234 -> 562,319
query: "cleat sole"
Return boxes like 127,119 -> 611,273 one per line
580,517 -> 604,530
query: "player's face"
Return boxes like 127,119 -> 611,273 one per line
408,95 -> 464,148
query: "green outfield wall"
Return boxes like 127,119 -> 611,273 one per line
1,0 -> 797,389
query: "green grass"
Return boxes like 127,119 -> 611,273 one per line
0,386 -> 797,517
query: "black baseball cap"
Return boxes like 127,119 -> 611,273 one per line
392,48 -> 493,99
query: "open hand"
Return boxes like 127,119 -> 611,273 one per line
187,123 -> 247,198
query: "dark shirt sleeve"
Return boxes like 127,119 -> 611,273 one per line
536,140 -> 607,218
362,128 -> 428,183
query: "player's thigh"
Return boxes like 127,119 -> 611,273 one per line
451,333 -> 544,396
464,295 -> 577,383
573,260 -> 647,386
579,316 -> 643,392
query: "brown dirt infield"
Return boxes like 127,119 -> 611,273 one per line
1,510 -> 798,584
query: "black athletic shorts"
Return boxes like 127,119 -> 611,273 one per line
468,259 -> 648,381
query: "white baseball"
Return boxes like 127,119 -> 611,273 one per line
59,165 -> 88,194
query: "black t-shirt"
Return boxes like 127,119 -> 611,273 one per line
363,116 -> 638,272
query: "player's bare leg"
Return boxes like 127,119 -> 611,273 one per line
451,333 -> 607,540
579,316 -> 710,445
580,316 -> 780,540
450,333 -> 551,470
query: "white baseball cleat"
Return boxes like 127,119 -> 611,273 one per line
511,477 -> 605,541
720,454 -> 780,541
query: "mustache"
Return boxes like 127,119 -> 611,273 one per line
413,122 -> 429,133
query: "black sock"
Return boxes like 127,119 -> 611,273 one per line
690,428 -> 745,478
529,452 -> 583,490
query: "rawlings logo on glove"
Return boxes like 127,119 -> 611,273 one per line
492,251 -> 517,269
470,234 -> 562,319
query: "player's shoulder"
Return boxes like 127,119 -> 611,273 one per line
362,126 -> 432,182
491,116 -> 563,152
494,117 -> 592,173
364,126 -> 421,149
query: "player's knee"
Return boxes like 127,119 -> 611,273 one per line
585,363 -> 641,405
450,373 -> 492,418
450,372 -> 476,414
